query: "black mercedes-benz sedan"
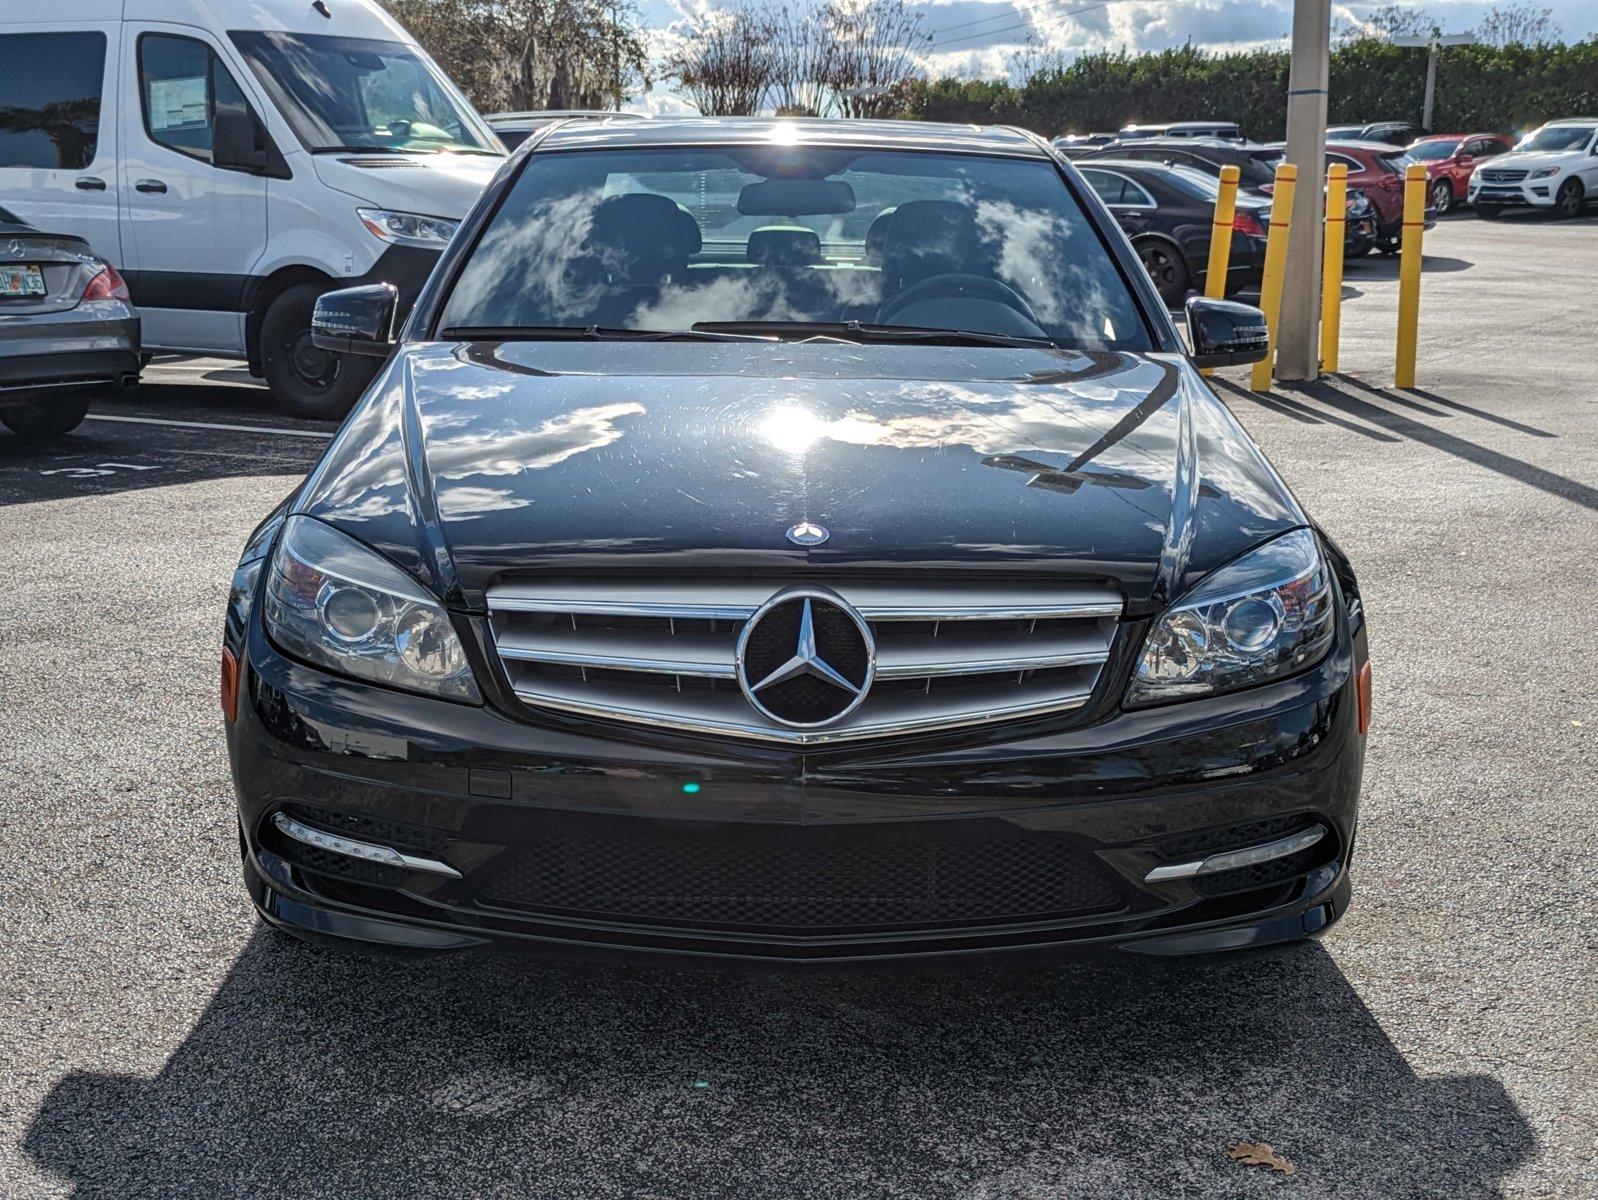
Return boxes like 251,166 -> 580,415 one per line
223,118 -> 1370,967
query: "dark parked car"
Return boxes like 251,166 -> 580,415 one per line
225,119 -> 1368,968
485,109 -> 649,151
1326,121 -> 1425,147
1405,133 -> 1515,213
1080,138 -> 1282,193
0,206 -> 139,438
1076,159 -> 1271,303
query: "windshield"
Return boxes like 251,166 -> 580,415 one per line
439,147 -> 1150,350
229,31 -> 499,155
1407,140 -> 1460,161
1376,151 -> 1414,174
1516,125 -> 1594,152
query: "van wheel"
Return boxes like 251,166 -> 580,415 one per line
260,283 -> 381,420
0,392 -> 93,438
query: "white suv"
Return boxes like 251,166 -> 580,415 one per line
1469,119 -> 1598,219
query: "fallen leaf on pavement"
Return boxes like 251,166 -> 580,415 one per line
1227,1141 -> 1297,1176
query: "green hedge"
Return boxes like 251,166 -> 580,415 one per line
903,40 -> 1598,140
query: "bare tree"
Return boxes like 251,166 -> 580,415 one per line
1333,4 -> 1440,45
763,1 -> 835,116
381,0 -> 648,113
1473,1 -> 1561,45
827,0 -> 930,117
664,6 -> 776,116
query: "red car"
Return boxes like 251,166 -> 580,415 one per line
1323,141 -> 1437,254
1405,133 -> 1516,214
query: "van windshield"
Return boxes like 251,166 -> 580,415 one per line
229,31 -> 500,156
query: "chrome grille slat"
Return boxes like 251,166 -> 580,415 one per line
494,627 -> 736,678
486,578 -> 1123,744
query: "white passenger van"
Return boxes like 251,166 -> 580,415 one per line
0,0 -> 505,416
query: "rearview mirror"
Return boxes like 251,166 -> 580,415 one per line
737,179 -> 856,216
1185,296 -> 1269,368
312,284 -> 398,358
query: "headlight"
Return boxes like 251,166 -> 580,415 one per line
357,207 -> 459,249
263,516 -> 479,702
1528,166 -> 1561,179
1126,528 -> 1334,706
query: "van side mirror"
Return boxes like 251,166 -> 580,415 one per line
214,107 -> 290,179
1185,296 -> 1270,367
312,285 -> 398,358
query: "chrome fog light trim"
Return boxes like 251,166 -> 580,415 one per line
1144,825 -> 1326,883
272,812 -> 462,879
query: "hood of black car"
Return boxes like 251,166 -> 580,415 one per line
294,341 -> 1305,612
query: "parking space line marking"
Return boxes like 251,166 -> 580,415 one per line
85,414 -> 333,439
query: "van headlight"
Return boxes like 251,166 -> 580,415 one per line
263,516 -> 479,702
1126,528 -> 1335,706
358,207 -> 459,248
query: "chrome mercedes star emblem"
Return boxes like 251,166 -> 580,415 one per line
7,240 -> 22,259
785,520 -> 829,547
736,591 -> 875,728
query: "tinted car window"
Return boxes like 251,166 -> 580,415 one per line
0,32 -> 106,169
442,147 -> 1151,350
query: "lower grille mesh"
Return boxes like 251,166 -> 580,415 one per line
479,825 -> 1125,931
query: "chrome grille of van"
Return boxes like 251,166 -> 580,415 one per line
485,579 -> 1123,745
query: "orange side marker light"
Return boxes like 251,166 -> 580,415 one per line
1356,660 -> 1372,736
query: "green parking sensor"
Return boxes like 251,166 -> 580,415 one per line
682,782 -> 701,795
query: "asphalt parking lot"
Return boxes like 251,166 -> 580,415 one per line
2,212 -> 1594,1198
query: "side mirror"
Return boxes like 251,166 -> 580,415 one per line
214,106 -> 290,179
312,284 -> 398,358
1185,296 -> 1269,368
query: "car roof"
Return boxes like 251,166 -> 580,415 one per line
535,117 -> 1051,158
1326,140 -> 1401,152
1545,117 -> 1598,125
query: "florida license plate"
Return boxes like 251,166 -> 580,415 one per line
0,264 -> 45,298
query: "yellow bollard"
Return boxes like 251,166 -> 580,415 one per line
1204,165 -> 1241,299
1320,163 -> 1348,374
1200,165 -> 1241,377
1250,162 -> 1298,392
1395,162 -> 1427,389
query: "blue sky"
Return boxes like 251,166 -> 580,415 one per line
633,0 -> 1597,112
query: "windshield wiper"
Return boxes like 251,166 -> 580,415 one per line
691,320 -> 1059,350
439,324 -> 775,343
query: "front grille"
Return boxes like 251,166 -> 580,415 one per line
1482,169 -> 1527,183
486,578 -> 1122,744
478,822 -> 1125,931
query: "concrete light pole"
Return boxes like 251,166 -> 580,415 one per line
1393,33 -> 1477,131
1272,0 -> 1332,382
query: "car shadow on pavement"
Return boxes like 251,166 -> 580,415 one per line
1342,254 -> 1474,281
23,929 -> 1535,1198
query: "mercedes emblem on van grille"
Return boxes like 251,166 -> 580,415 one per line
736,590 -> 874,727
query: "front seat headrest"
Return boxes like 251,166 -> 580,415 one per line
879,200 -> 991,288
581,193 -> 697,284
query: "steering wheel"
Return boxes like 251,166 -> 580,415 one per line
876,273 -> 1041,328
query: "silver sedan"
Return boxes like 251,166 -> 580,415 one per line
0,206 -> 140,438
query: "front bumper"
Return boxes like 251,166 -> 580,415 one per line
229,586 -> 1368,968
1469,178 -> 1560,208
